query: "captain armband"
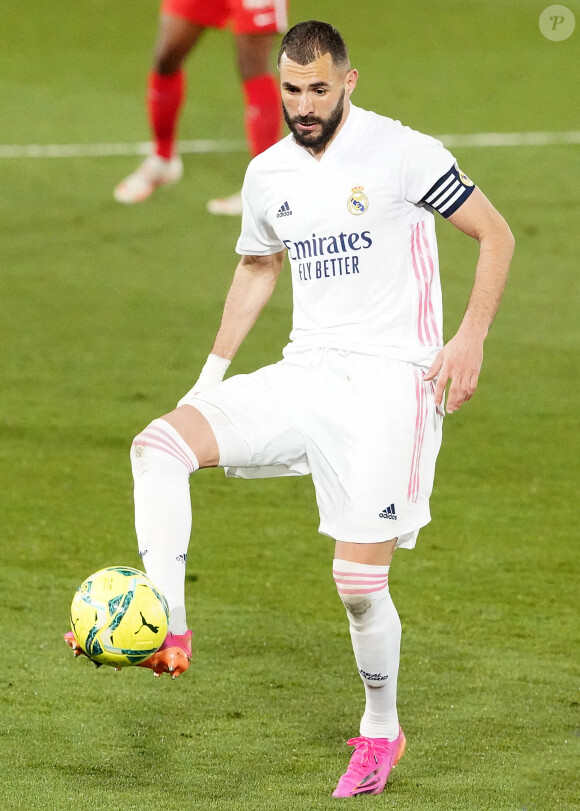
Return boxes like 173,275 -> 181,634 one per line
419,162 -> 476,218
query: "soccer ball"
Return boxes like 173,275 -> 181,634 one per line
70,566 -> 169,668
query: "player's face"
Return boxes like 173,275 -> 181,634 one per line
279,53 -> 358,153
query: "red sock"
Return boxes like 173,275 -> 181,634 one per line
242,74 -> 282,156
147,70 -> 185,160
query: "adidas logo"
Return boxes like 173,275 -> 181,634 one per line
276,200 -> 292,218
379,503 -> 397,520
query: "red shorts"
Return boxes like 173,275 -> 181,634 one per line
160,0 -> 288,35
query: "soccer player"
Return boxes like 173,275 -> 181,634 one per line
114,0 -> 288,213
70,20 -> 514,797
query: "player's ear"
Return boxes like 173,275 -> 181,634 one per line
345,68 -> 358,98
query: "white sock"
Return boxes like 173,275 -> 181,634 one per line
333,558 -> 401,740
130,419 -> 198,634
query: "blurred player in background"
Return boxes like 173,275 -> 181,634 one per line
71,19 -> 514,799
114,0 -> 288,214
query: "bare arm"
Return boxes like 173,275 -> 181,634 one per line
424,188 -> 515,413
175,251 -> 285,404
211,250 -> 285,360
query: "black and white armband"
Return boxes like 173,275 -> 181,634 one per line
420,162 -> 476,218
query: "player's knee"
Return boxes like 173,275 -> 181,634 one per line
235,33 -> 275,81
333,563 -> 390,621
154,51 -> 182,75
333,570 -> 373,619
339,593 -> 373,620
130,419 -> 199,477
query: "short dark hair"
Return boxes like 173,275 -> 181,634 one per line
277,20 -> 350,69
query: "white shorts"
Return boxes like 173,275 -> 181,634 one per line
187,348 -> 443,548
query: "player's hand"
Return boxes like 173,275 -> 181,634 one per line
177,354 -> 231,406
424,330 -> 484,414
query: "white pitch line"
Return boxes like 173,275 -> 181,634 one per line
0,132 -> 579,158
0,139 -> 246,158
438,131 -> 580,147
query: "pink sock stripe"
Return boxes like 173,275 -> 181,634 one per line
335,583 -> 388,595
333,576 -> 389,586
145,423 -> 197,466
132,438 -> 194,472
334,576 -> 389,586
144,424 -> 194,463
133,427 -> 196,473
145,430 -> 195,472
333,569 -> 389,596
137,427 -> 192,467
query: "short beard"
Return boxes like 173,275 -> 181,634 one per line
283,90 -> 346,150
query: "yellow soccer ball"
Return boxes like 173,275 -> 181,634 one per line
70,566 -> 168,667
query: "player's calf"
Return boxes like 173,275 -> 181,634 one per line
333,559 -> 401,740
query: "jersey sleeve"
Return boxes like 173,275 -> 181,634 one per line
402,128 -> 476,218
235,162 -> 285,256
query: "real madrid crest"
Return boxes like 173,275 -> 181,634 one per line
459,170 -> 474,187
347,185 -> 369,215
455,162 -> 474,187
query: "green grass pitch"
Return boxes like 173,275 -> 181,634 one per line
0,1 -> 578,808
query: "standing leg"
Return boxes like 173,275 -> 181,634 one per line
114,15 -> 204,203
148,15 -> 204,158
236,33 -> 282,158
332,539 -> 407,797
207,32 -> 281,216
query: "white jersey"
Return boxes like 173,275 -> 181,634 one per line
236,104 -> 474,367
